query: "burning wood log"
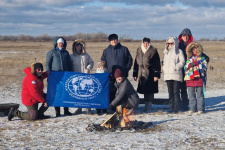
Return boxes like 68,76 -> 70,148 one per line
100,105 -> 136,128
87,104 -> 153,132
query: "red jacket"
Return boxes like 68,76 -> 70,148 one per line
21,67 -> 48,106
186,77 -> 203,87
185,55 -> 203,87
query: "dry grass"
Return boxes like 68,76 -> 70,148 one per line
0,41 -> 224,92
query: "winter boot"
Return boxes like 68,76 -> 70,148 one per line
143,102 -> 152,113
38,114 -> 51,119
74,108 -> 82,115
64,107 -> 72,116
8,107 -> 16,121
55,107 -> 61,117
96,109 -> 101,115
86,108 -> 93,115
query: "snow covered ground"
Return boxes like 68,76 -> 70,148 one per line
1,88 -> 225,149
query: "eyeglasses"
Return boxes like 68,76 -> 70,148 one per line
167,43 -> 174,45
36,68 -> 43,71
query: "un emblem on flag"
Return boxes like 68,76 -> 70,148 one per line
65,75 -> 102,100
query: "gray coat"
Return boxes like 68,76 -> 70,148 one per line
46,37 -> 73,71
111,78 -> 140,109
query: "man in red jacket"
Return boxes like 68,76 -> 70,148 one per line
8,63 -> 49,121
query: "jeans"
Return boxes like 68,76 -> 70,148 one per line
187,87 -> 205,112
166,80 -> 181,112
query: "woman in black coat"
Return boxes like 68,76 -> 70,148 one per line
133,37 -> 161,113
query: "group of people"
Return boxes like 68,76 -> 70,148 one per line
8,28 -> 209,122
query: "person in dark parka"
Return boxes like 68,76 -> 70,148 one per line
101,34 -> 133,107
46,37 -> 73,117
133,37 -> 161,113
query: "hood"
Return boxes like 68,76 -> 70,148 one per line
186,41 -> 203,58
178,28 -> 193,44
53,37 -> 67,49
24,67 -> 32,76
164,36 -> 179,54
24,63 -> 38,76
72,39 -> 86,55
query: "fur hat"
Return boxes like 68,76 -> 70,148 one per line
114,68 -> 124,78
186,41 -> 203,58
57,38 -> 64,44
143,37 -> 150,43
31,62 -> 43,75
108,34 -> 118,41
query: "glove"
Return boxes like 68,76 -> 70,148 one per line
86,65 -> 92,70
108,104 -> 114,110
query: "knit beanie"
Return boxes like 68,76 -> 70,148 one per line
114,68 -> 124,78
108,34 -> 118,41
57,38 -> 64,44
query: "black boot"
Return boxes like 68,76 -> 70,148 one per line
55,107 -> 61,117
8,107 -> 16,121
64,107 -> 72,116
96,109 -> 101,115
38,114 -> 51,119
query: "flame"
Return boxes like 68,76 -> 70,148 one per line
123,107 -> 134,123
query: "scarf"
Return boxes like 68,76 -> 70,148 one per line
141,44 -> 150,54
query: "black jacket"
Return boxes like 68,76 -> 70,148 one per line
101,43 -> 133,77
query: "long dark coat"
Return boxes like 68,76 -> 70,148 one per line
133,45 -> 161,94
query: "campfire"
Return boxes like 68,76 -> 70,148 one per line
86,105 -> 153,132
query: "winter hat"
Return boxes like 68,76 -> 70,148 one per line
57,38 -> 64,44
97,60 -> 106,68
114,68 -> 124,78
31,62 -> 43,75
34,63 -> 43,70
108,34 -> 118,41
143,37 -> 150,43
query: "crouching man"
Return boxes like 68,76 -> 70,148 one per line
108,68 -> 140,113
8,63 -> 49,121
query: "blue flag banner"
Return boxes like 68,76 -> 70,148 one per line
46,71 -> 110,109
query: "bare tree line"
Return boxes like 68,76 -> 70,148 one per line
0,32 -> 224,42
0,32 -> 137,42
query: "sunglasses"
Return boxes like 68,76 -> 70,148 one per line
167,43 -> 174,45
36,68 -> 43,71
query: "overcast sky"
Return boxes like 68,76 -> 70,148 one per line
1,0 -> 225,40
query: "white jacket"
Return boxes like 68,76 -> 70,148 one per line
70,39 -> 94,73
70,53 -> 94,73
163,36 -> 185,82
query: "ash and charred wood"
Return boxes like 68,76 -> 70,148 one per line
86,121 -> 153,132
